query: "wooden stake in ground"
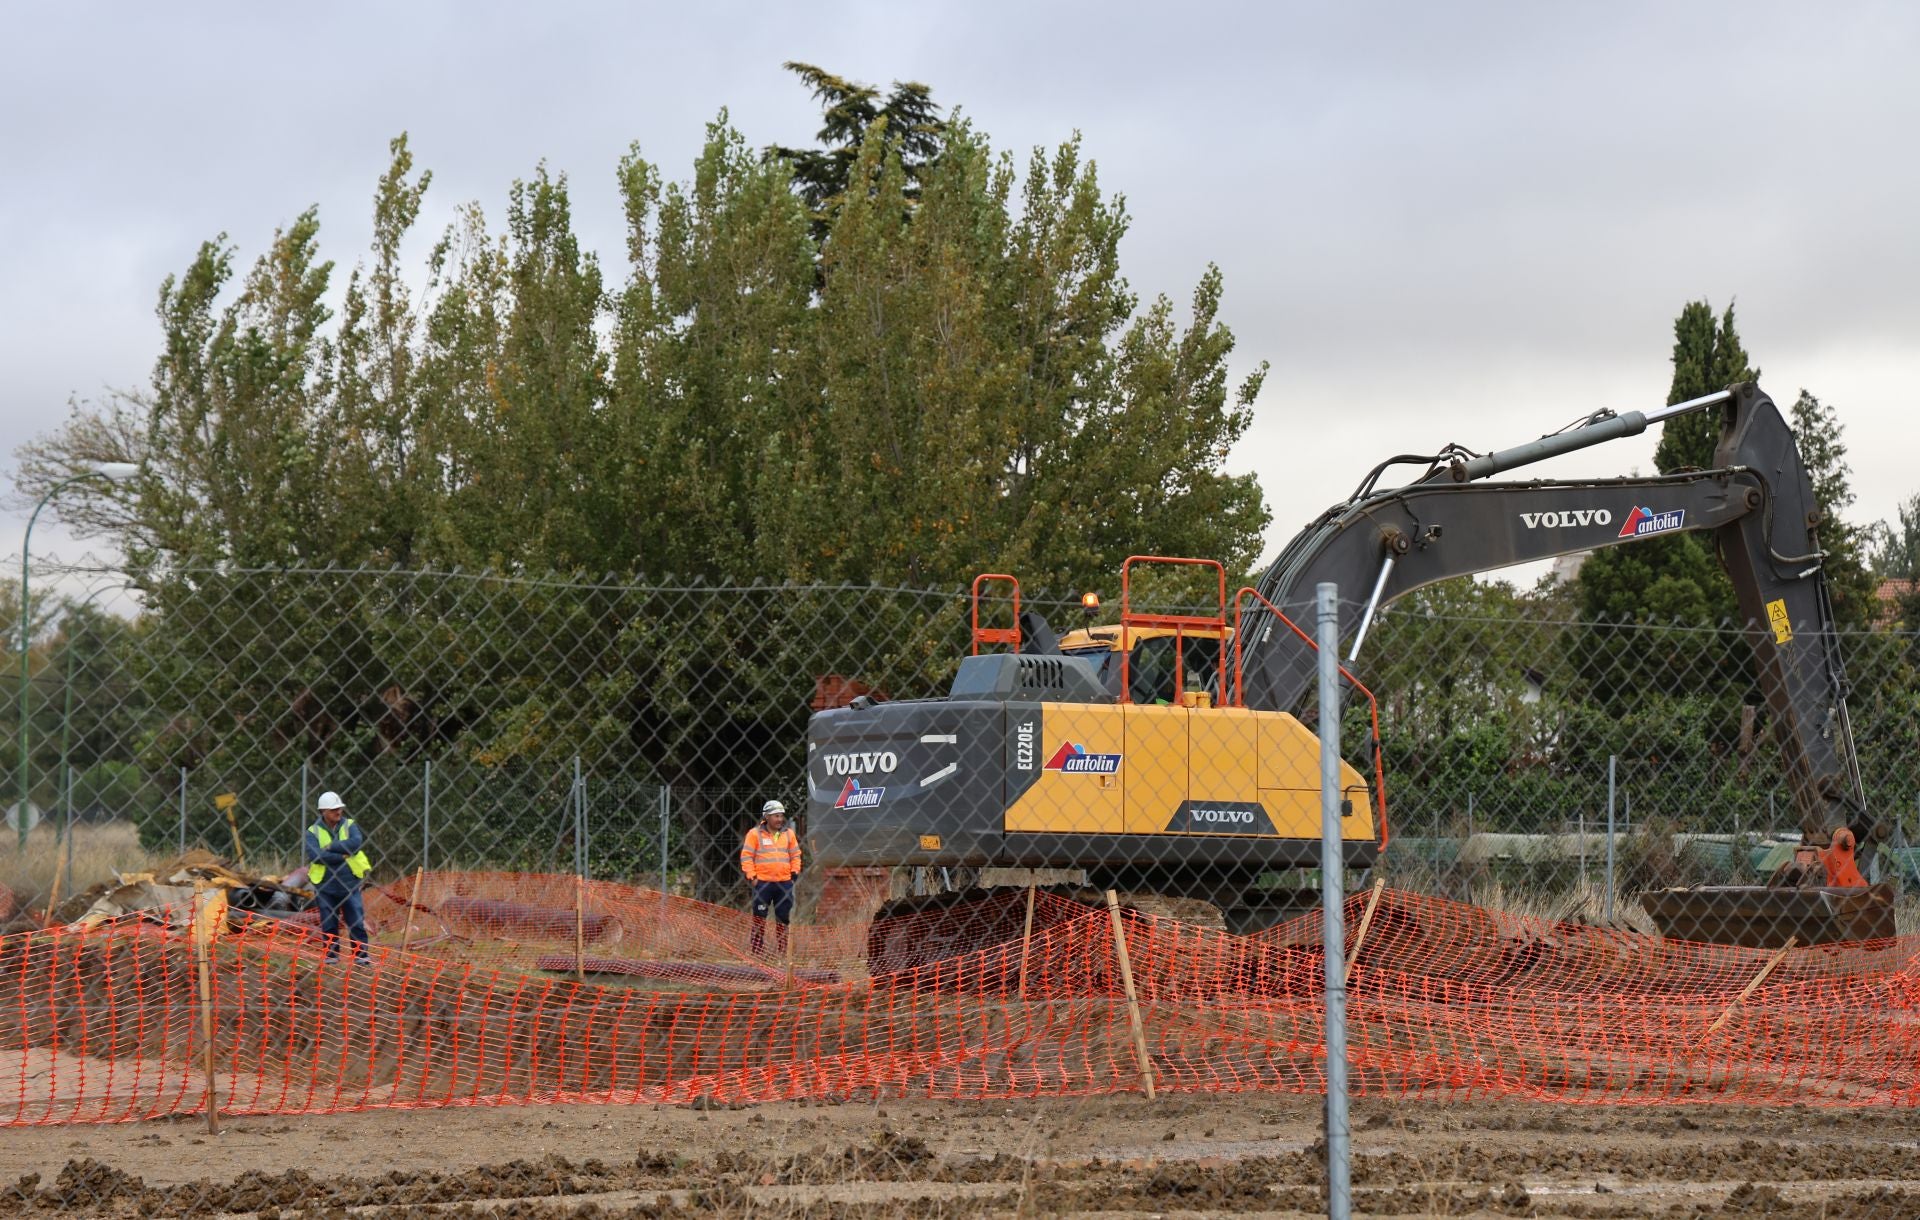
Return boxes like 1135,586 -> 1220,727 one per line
1104,889 -> 1156,1100
1707,936 -> 1797,1037
573,873 -> 587,983
400,866 -> 424,955
44,844 -> 68,924
1016,881 -> 1037,999
191,881 -> 222,1135
1343,877 -> 1387,983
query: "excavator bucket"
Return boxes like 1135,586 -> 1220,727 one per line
1641,883 -> 1897,949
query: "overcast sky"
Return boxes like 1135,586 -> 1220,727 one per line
4,1 -> 1916,582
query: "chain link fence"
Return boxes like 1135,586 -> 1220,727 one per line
0,559 -> 1917,1218
4,562 -> 1915,925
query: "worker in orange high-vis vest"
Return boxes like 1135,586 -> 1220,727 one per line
742,800 -> 801,957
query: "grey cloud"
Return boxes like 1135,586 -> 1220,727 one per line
4,1 -> 1916,564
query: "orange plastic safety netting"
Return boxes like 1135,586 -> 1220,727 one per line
2,876 -> 1917,1126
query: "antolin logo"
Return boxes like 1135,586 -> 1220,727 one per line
834,778 -> 885,809
1519,509 -> 1613,529
1043,742 -> 1122,774
1618,506 -> 1686,538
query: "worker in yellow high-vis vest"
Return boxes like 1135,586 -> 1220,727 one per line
305,790 -> 372,964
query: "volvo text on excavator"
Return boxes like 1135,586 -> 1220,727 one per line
806,383 -> 1894,966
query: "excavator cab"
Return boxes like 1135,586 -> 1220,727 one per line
1057,627 -> 1228,705
977,566 -> 1232,707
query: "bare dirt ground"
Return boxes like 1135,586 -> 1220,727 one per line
5,1093 -> 1920,1217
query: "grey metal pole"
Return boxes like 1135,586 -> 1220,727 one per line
1315,582 -> 1350,1220
178,765 -> 187,853
659,783 -> 670,920
1604,756 -> 1617,924
421,759 -> 431,873
572,755 -> 583,877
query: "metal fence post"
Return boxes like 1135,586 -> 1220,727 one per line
178,765 -> 187,853
572,755 -> 584,878
1315,581 -> 1350,1220
422,759 -> 431,873
1605,755 -> 1617,924
299,758 -> 308,863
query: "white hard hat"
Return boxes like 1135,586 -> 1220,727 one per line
316,791 -> 345,811
761,799 -> 786,817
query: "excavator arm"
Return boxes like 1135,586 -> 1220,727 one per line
1237,383 -> 1872,857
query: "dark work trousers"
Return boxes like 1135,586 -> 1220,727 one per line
316,885 -> 371,963
750,879 -> 795,956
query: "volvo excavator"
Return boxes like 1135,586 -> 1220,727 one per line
806,383 -> 1895,965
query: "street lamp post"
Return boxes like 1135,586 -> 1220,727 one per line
17,462 -> 137,848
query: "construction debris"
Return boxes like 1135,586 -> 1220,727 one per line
63,850 -> 309,930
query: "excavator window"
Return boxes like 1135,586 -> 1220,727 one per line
1127,636 -> 1224,704
1130,637 -> 1178,703
1183,637 -> 1224,699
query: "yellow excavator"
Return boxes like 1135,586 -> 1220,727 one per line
807,384 -> 1895,966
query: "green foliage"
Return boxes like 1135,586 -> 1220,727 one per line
1652,299 -> 1757,473
13,88 -> 1273,889
1870,493 -> 1920,580
1787,389 -> 1877,628
766,62 -> 946,241
72,762 -> 144,822
25,111 -> 1264,595
1574,532 -> 1734,627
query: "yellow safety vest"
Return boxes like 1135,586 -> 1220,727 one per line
308,820 -> 372,887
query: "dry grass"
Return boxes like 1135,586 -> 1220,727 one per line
0,821 -> 155,914
1469,876 -> 1662,935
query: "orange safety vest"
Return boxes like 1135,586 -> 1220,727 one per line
741,824 -> 801,882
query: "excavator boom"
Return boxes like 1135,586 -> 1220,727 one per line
1238,383 -> 1870,857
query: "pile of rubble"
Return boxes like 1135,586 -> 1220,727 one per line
54,850 -> 311,930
